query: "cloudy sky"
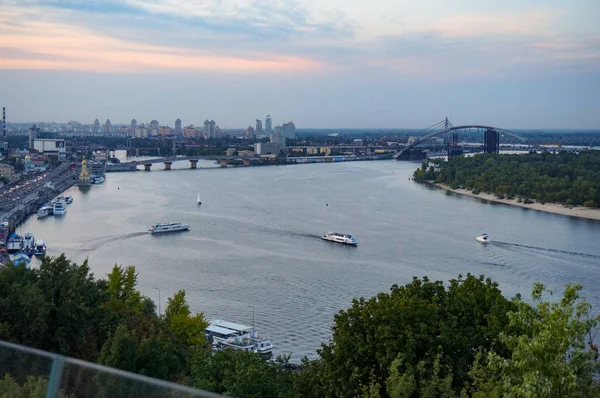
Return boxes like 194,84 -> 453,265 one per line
1,0 -> 599,129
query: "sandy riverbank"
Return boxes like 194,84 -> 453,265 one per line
431,183 -> 600,221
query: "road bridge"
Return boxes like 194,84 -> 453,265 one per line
123,156 -> 260,171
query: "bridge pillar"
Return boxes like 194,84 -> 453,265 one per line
220,159 -> 227,168
143,164 -> 152,171
189,159 -> 198,169
243,159 -> 250,167
164,161 -> 172,170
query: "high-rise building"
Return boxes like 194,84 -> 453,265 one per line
209,120 -> 216,138
29,125 -> 40,149
130,119 -> 137,136
255,119 -> 263,137
282,121 -> 296,139
203,120 -> 210,138
265,115 -> 272,135
149,120 -> 159,136
104,119 -> 112,135
92,119 -> 100,136
175,119 -> 182,135
246,126 -> 255,138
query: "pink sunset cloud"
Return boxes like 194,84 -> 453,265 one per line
0,17 -> 323,73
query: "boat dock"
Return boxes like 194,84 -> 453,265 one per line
0,165 -> 77,238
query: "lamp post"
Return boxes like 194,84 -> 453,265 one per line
249,305 -> 255,338
154,287 -> 161,316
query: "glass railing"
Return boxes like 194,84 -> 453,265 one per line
0,340 -> 223,397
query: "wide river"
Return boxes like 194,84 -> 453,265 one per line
17,159 -> 600,360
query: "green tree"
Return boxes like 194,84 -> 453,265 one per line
0,255 -> 109,361
190,349 -> 294,398
315,274 -> 516,397
105,265 -> 145,314
413,152 -> 600,208
0,374 -> 72,398
467,283 -> 600,397
164,290 -> 208,349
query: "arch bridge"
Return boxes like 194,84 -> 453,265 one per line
394,120 -> 543,159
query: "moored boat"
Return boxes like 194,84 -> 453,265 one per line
91,175 -> 105,184
22,232 -> 35,256
53,202 -> 67,216
65,195 -> 73,204
37,206 -> 53,219
206,319 -> 273,355
33,240 -> 47,256
148,222 -> 190,234
6,233 -> 23,254
11,251 -> 31,267
321,232 -> 358,246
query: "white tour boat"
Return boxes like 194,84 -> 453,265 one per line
6,234 -> 22,253
53,202 -> 67,216
476,233 -> 489,243
22,232 -> 35,255
33,240 -> 47,256
148,222 -> 190,234
205,319 -> 273,355
37,206 -> 53,219
321,232 -> 358,246
91,175 -> 105,184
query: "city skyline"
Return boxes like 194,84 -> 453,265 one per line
1,1 -> 599,129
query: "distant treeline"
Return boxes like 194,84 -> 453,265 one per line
414,151 -> 600,208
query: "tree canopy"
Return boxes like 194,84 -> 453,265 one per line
413,152 -> 600,207
1,255 -> 599,397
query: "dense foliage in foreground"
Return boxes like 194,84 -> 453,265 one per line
0,255 -> 599,397
413,152 -> 600,207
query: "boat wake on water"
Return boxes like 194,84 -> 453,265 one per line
493,241 -> 600,260
76,232 -> 149,251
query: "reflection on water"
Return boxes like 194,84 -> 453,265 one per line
17,160 -> 600,360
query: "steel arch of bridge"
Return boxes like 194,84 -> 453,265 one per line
393,124 -> 543,158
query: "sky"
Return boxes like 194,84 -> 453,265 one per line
1,0 -> 599,129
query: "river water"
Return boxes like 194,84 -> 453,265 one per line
16,159 -> 600,360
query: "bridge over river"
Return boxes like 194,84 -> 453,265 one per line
117,155 -> 261,171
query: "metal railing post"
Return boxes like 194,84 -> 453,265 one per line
45,354 -> 65,398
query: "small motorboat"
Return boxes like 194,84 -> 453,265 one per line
476,233 -> 489,243
197,192 -> 202,205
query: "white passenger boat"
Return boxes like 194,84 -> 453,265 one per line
206,319 -> 273,355
37,206 -> 53,219
91,176 -> 105,184
321,232 -> 358,246
53,202 -> 67,216
148,222 -> 190,234
65,195 -> 73,204
6,234 -> 22,254
22,232 -> 35,255
476,233 -> 489,243
33,240 -> 47,256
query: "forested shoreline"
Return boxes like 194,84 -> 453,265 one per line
1,255 -> 599,397
413,152 -> 600,208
